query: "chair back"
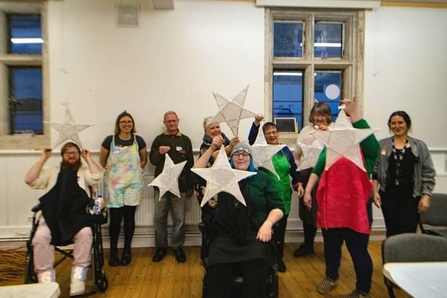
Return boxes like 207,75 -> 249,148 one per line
419,193 -> 447,236
383,233 -> 447,264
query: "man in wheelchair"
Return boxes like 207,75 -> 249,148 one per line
24,142 -> 104,296
195,140 -> 284,298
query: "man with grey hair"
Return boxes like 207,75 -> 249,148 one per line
149,111 -> 194,263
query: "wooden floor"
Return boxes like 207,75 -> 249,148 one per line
2,242 -> 409,298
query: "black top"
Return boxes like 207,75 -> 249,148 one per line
101,134 -> 146,150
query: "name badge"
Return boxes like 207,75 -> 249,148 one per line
381,149 -> 386,155
176,146 -> 183,151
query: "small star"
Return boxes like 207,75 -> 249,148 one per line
297,126 -> 325,170
148,153 -> 187,199
191,146 -> 256,207
311,110 -> 377,171
210,85 -> 258,136
250,130 -> 285,179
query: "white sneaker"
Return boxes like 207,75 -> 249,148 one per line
70,266 -> 88,297
37,269 -> 55,283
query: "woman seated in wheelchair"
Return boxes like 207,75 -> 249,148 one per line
24,142 -> 104,297
195,138 -> 284,298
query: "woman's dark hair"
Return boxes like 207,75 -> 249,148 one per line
309,102 -> 332,124
114,111 -> 136,134
262,122 -> 277,133
387,111 -> 412,130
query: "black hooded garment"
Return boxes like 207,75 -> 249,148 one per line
39,168 -> 93,246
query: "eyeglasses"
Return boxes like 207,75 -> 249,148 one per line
264,130 -> 278,136
119,120 -> 133,124
64,151 -> 79,157
233,152 -> 250,158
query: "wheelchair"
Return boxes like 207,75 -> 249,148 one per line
199,222 -> 279,298
24,203 -> 109,296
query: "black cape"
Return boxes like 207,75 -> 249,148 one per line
39,168 -> 93,246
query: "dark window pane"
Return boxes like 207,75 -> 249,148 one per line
9,14 -> 42,54
314,22 -> 343,58
314,71 -> 342,121
272,70 -> 303,130
274,22 -> 303,58
10,67 -> 43,134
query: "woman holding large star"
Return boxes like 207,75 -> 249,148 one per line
303,98 -> 379,298
195,137 -> 284,298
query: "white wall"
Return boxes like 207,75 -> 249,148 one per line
364,7 -> 447,149
48,0 -> 265,150
1,1 -> 447,245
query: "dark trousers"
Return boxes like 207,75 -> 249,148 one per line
380,190 -> 420,237
303,222 -> 317,248
322,228 -> 372,294
273,214 -> 288,258
109,206 -> 137,252
206,258 -> 269,298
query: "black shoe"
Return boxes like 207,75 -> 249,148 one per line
174,246 -> 187,263
120,249 -> 132,266
277,258 -> 286,272
293,243 -> 314,257
108,250 -> 119,267
152,247 -> 167,262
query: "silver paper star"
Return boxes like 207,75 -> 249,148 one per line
311,110 -> 377,171
191,146 -> 256,207
148,153 -> 187,199
46,103 -> 92,149
210,85 -> 258,136
251,127 -> 285,179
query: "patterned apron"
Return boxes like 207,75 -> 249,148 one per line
104,135 -> 143,208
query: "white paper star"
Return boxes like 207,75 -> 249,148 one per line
250,127 -> 285,179
311,110 -> 377,171
148,153 -> 187,199
46,103 -> 92,149
297,125 -> 325,170
210,85 -> 258,136
191,146 -> 256,207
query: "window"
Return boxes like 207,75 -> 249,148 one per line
0,5 -> 47,149
266,9 -> 365,133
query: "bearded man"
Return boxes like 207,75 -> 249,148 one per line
25,142 -> 103,296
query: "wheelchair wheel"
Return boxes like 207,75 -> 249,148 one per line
95,269 -> 108,292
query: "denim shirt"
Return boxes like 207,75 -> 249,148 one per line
373,136 -> 436,197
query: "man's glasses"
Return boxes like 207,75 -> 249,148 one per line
64,151 -> 79,157
119,120 -> 133,124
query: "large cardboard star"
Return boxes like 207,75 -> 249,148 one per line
46,103 -> 92,149
210,85 -> 258,136
250,126 -> 285,179
311,110 -> 377,171
148,153 -> 187,199
191,146 -> 256,207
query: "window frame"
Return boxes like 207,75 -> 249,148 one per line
265,8 -> 365,139
0,4 -> 49,149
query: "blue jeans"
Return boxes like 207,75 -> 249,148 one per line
154,190 -> 186,248
322,228 -> 372,294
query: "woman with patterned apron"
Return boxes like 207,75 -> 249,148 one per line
248,117 -> 303,272
100,111 -> 147,266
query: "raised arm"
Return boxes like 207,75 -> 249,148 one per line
24,148 -> 52,185
195,136 -> 222,168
